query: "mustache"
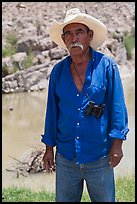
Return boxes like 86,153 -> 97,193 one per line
69,42 -> 83,51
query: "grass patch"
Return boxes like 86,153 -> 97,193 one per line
115,175 -> 135,202
2,187 -> 55,202
2,175 -> 135,202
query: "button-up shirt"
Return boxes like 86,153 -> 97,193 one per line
41,48 -> 129,164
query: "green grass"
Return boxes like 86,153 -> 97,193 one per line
2,175 -> 135,202
115,175 -> 135,202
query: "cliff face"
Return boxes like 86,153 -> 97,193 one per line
2,2 -> 135,93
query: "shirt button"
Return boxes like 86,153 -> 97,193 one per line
77,93 -> 79,96
77,122 -> 80,126
78,108 -> 80,111
76,136 -> 79,139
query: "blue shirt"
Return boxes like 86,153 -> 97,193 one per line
41,48 -> 129,164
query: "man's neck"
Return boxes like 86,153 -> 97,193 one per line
71,47 -> 91,67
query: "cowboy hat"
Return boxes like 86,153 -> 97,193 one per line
49,8 -> 108,50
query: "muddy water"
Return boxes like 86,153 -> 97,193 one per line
2,75 -> 135,192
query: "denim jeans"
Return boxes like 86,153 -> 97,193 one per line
55,153 -> 115,202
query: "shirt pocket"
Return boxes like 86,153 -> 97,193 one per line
86,84 -> 106,104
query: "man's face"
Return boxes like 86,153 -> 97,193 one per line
61,23 -> 93,54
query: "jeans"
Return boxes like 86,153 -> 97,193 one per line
55,153 -> 115,202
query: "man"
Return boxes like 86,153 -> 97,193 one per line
41,8 -> 129,202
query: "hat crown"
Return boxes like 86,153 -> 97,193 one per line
64,8 -> 81,23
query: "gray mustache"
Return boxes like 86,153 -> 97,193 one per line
69,42 -> 83,50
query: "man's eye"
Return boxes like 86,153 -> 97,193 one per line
63,29 -> 86,38
64,31 -> 71,37
76,29 -> 85,34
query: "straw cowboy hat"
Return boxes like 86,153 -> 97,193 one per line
49,8 -> 108,50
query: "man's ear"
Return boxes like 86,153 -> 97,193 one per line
89,30 -> 94,40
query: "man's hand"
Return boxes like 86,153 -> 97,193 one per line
109,139 -> 123,167
43,145 -> 55,173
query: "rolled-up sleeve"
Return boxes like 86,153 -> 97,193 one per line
107,62 -> 129,140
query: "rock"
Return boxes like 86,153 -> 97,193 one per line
13,52 -> 27,70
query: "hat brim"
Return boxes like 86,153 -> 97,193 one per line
49,13 -> 107,50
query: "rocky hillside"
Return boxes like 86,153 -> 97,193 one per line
2,2 -> 135,93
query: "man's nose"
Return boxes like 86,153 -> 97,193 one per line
71,32 -> 78,41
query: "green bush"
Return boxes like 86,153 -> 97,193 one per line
2,31 -> 19,57
124,28 -> 135,59
22,49 -> 34,69
2,46 -> 16,58
6,31 -> 18,46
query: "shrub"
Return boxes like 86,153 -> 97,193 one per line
124,28 -> 135,59
2,31 -> 19,57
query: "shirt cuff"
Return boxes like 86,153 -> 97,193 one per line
109,127 -> 129,140
41,134 -> 56,147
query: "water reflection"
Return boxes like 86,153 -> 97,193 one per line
2,76 -> 135,192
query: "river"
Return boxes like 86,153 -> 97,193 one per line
2,75 -> 135,192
